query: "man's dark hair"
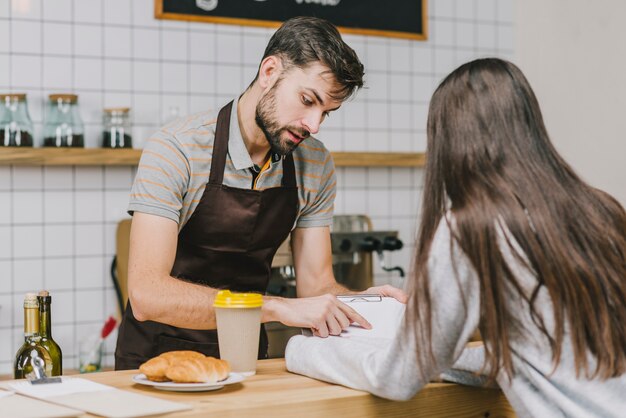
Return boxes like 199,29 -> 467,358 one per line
254,16 -> 364,101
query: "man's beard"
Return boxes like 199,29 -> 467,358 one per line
255,85 -> 309,156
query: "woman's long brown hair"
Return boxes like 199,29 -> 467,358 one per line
408,58 -> 626,382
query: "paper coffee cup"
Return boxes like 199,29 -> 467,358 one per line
214,290 -> 263,376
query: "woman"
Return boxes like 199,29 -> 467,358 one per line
285,58 -> 626,417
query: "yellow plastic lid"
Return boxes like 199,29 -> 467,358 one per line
213,290 -> 263,308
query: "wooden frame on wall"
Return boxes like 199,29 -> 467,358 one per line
155,0 -> 428,41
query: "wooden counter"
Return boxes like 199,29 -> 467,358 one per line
76,358 -> 515,418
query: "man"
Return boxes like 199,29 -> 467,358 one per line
115,16 -> 406,369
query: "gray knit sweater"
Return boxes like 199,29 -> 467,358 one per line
285,217 -> 626,418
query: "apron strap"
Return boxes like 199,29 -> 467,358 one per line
208,101 -> 234,186
281,153 -> 296,188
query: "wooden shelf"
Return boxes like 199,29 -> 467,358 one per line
0,148 -> 425,167
0,148 -> 141,166
331,152 -> 425,167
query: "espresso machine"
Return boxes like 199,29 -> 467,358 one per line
265,215 -> 405,358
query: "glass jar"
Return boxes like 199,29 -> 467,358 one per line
0,93 -> 34,147
43,94 -> 85,147
102,107 -> 132,148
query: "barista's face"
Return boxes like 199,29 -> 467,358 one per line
255,61 -> 343,155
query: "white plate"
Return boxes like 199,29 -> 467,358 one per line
132,372 -> 245,392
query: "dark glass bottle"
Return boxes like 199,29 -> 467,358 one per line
43,94 -> 85,147
0,93 -> 34,147
37,291 -> 63,376
14,294 -> 52,379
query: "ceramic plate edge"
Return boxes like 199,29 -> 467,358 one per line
132,372 -> 244,391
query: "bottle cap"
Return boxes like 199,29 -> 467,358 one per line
24,293 -> 39,308
38,290 -> 49,297
213,290 -> 263,308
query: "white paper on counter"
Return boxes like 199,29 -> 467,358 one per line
0,389 -> 14,398
49,390 -> 192,418
0,392 -> 83,418
9,377 -> 112,398
8,377 -> 192,418
338,296 -> 405,339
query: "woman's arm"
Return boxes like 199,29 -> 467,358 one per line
285,219 -> 482,400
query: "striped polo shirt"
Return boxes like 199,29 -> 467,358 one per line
128,97 -> 336,230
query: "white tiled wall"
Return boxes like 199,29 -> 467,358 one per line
0,0 -> 514,374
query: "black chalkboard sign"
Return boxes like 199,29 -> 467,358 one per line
155,0 -> 427,41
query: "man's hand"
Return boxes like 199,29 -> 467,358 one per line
362,284 -> 409,304
265,294 -> 372,338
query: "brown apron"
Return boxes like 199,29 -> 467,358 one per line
115,101 -> 299,370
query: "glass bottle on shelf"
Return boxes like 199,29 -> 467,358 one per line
14,293 -> 53,379
0,93 -> 34,147
43,94 -> 85,147
37,290 -> 63,376
102,107 -> 132,148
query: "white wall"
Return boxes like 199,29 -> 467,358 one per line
0,0 -> 514,374
516,0 -> 626,206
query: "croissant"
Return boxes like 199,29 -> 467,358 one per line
139,350 -> 206,382
166,356 -> 230,383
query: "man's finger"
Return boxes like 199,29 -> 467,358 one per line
313,322 -> 329,338
384,286 -> 409,303
338,303 -> 371,329
336,310 -> 351,330
368,285 -> 409,303
326,315 -> 343,336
